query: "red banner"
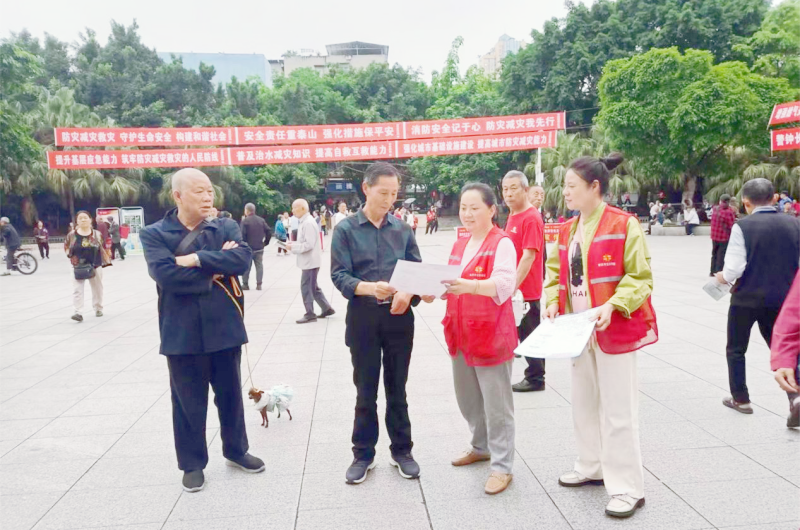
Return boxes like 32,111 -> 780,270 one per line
54,112 -> 566,147
544,223 -> 564,243
47,131 -> 557,170
769,101 -> 800,127
771,127 -> 800,152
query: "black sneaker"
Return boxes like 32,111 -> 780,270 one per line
512,379 -> 545,392
182,470 -> 205,492
71,313 -> 83,322
225,453 -> 265,473
345,458 -> 376,484
390,453 -> 420,479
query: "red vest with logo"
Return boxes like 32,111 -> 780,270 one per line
443,227 -> 519,366
557,206 -> 658,354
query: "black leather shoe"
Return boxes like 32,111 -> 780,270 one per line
317,308 -> 336,318
512,379 -> 545,392
296,315 -> 317,324
346,458 -> 376,484
225,453 -> 265,473
390,453 -> 420,479
182,470 -> 205,492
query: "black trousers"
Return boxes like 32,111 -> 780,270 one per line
710,241 -> 727,274
37,242 -> 49,258
166,347 -> 249,471
347,300 -> 414,460
519,300 -> 545,386
726,304 -> 781,403
111,242 -> 125,260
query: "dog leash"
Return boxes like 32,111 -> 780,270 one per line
243,343 -> 256,390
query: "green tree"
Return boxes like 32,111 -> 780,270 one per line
598,47 -> 795,202
733,0 -> 800,87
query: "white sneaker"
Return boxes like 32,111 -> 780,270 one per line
606,494 -> 645,518
558,471 -> 604,487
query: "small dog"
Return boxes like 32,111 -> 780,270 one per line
248,385 -> 294,428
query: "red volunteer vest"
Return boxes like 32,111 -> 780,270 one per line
442,227 -> 519,366
557,206 -> 658,354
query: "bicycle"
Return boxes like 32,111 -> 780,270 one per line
2,247 -> 38,275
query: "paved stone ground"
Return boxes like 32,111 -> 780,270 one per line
1,231 -> 798,530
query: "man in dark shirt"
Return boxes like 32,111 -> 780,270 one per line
96,215 -> 110,249
108,217 -> 125,260
331,162 -> 435,485
140,168 -> 264,493
240,203 -> 271,290
0,217 -> 21,276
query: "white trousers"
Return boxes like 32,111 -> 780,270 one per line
571,340 -> 644,499
452,352 -> 515,474
73,267 -> 103,314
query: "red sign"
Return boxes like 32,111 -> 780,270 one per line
456,227 -> 470,239
769,101 -> 800,127
54,112 -> 566,147
544,223 -> 564,243
771,127 -> 800,152
47,132 -> 558,170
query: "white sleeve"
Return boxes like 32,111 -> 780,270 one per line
490,238 -> 518,305
722,224 -> 747,283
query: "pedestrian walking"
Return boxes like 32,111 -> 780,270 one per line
770,271 -> 800,428
65,211 -> 111,321
710,194 -> 735,275
0,217 -> 21,276
287,199 -> 334,324
108,217 -> 126,260
34,220 -> 50,259
140,168 -> 263,493
544,153 -> 657,519
275,215 -> 289,256
714,178 -> 800,415
443,183 -> 518,495
240,203 -> 271,290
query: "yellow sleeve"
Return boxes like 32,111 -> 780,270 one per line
607,217 -> 653,318
544,242 -> 562,309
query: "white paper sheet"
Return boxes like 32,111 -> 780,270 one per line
515,310 -> 598,359
388,260 -> 463,297
702,278 -> 731,301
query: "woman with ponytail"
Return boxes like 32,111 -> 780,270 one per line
543,153 -> 657,519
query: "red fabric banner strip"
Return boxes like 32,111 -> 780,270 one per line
54,112 -> 566,147
47,131 -> 557,170
771,127 -> 800,151
769,101 -> 800,127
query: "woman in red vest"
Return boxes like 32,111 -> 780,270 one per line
543,153 -> 657,519
441,183 -> 519,495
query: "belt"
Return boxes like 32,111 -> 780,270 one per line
353,295 -> 393,306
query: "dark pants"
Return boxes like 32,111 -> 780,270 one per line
300,268 -> 331,318
710,241 -> 727,274
243,249 -> 264,287
111,242 -> 125,260
37,242 -> 49,258
519,300 -> 545,386
685,224 -> 696,235
291,229 -> 298,242
726,304 -> 781,403
277,238 -> 288,254
347,300 -> 414,460
166,347 -> 249,471
6,246 -> 18,270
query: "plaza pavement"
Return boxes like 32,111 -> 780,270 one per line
0,229 -> 798,530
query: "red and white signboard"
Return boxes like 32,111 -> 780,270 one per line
769,101 -> 800,127
544,223 -> 564,243
456,227 -> 470,239
47,132 -> 558,170
54,112 -> 566,147
771,127 -> 800,152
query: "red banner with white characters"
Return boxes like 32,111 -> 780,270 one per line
771,127 -> 800,152
769,101 -> 800,127
53,112 -> 566,147
544,223 -> 565,243
47,131 -> 558,170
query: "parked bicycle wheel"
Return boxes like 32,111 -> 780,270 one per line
15,252 -> 38,275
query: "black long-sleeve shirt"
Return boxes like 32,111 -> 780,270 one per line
331,208 -> 421,300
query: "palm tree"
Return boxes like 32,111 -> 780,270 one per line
705,146 -> 800,203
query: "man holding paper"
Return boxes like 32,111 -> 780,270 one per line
331,162 -> 434,485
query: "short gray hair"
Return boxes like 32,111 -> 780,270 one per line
503,170 -> 529,188
0,217 -> 8,224
742,178 -> 775,205
244,203 -> 256,214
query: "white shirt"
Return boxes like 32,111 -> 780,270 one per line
460,237 -> 517,305
722,206 -> 775,284
291,214 -> 321,270
684,207 -> 699,225
331,212 -> 347,230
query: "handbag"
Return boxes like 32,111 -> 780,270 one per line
74,263 -> 95,280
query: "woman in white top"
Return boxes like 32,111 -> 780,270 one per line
683,200 -> 700,236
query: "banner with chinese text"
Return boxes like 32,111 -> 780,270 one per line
769,101 -> 800,127
771,127 -> 800,152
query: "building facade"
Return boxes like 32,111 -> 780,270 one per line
479,35 -> 526,76
271,41 -> 389,77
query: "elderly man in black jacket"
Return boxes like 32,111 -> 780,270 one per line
0,217 -> 21,276
140,168 -> 263,493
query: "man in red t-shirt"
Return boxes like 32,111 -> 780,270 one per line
502,171 -> 546,392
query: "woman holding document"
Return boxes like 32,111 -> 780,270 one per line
441,183 -> 519,495
543,153 -> 657,519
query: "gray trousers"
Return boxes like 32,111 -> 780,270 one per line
301,267 -> 331,318
243,249 -> 264,287
452,352 -> 515,474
